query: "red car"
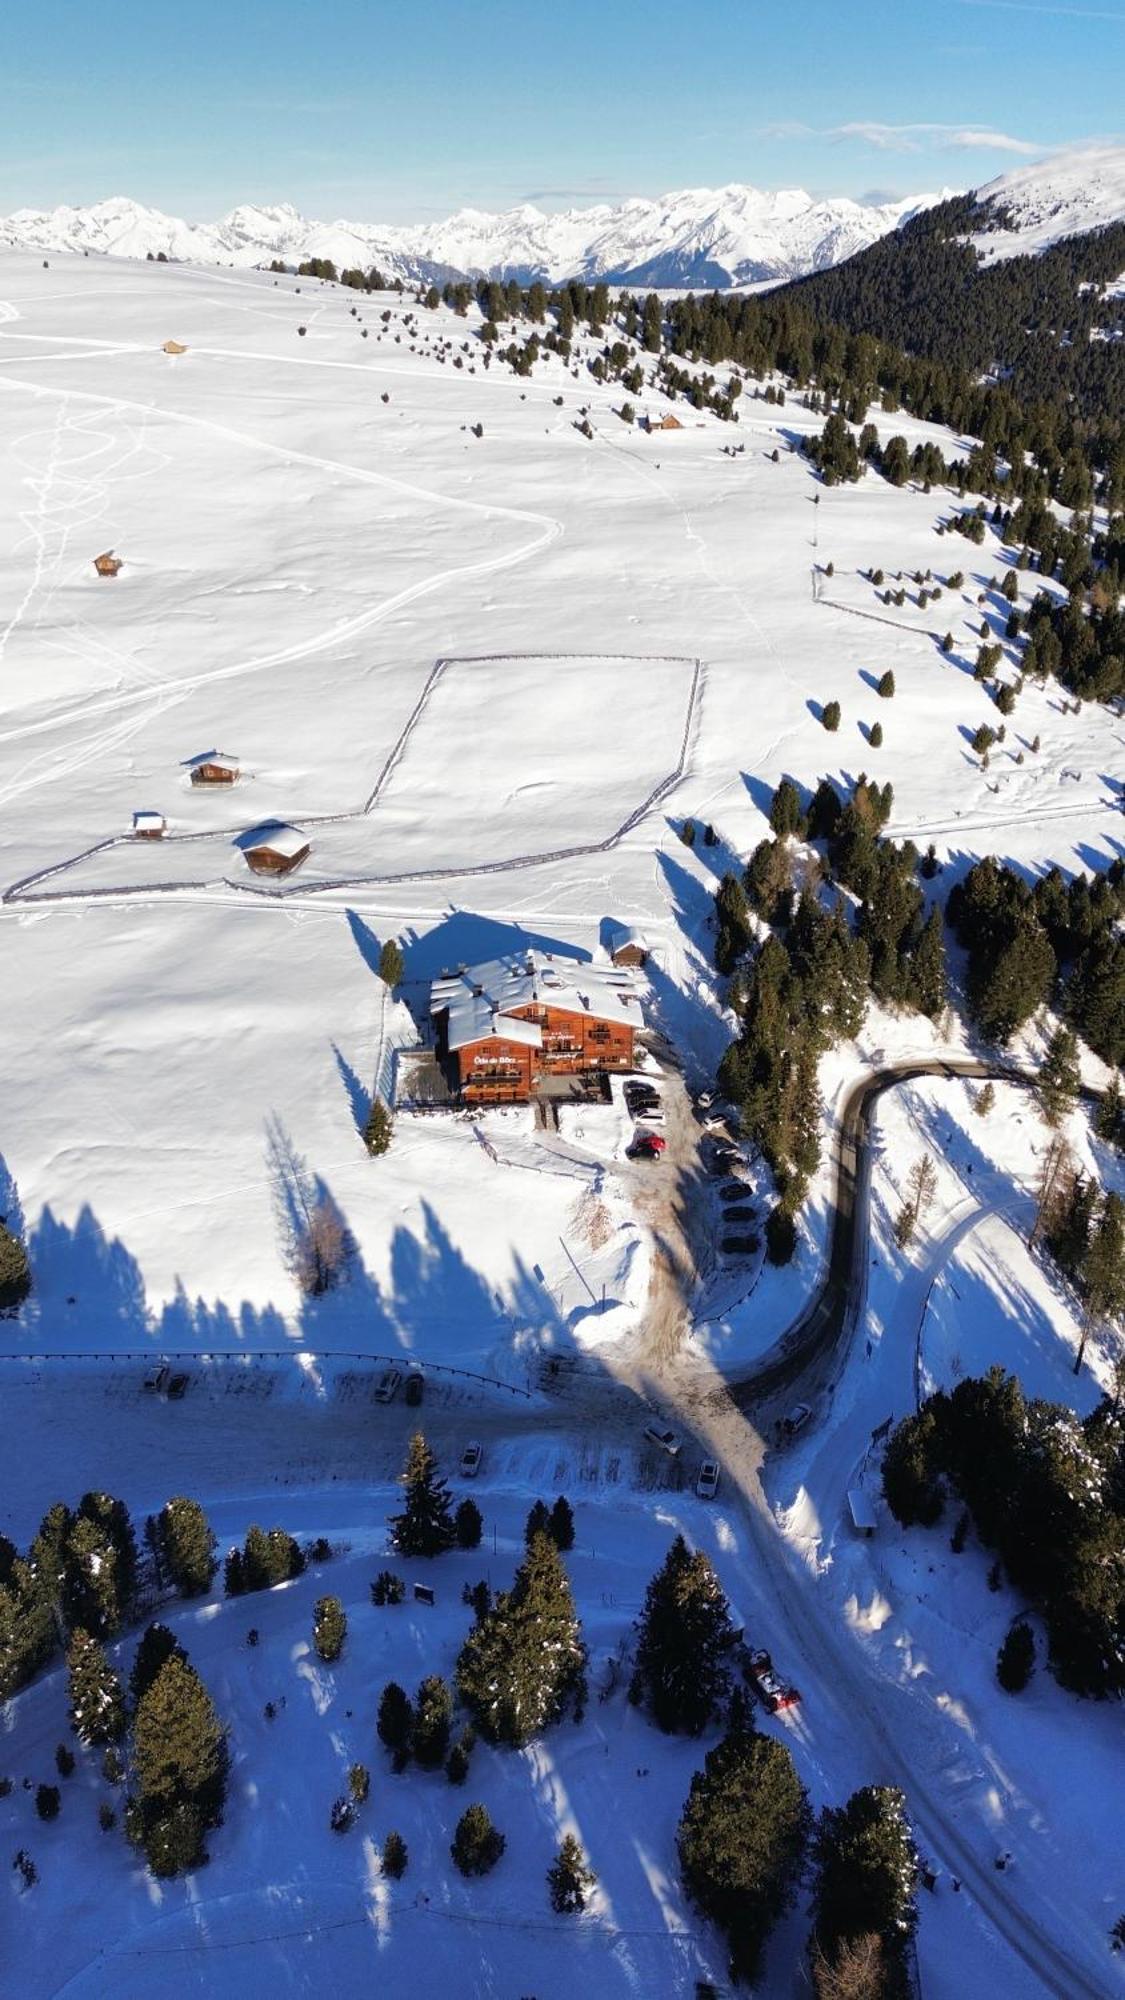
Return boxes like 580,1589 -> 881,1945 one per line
744,1647 -> 800,1712
627,1132 -> 667,1161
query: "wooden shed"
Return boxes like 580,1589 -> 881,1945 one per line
132,810 -> 167,839
847,1489 -> 877,1538
240,822 -> 311,877
162,339 -> 188,355
605,922 -> 649,968
93,550 -> 123,577
646,413 -> 682,433
187,752 -> 240,786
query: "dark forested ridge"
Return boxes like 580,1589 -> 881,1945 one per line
773,197 -> 1125,425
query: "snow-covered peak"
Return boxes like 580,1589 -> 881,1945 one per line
0,181 -> 951,288
970,145 -> 1125,263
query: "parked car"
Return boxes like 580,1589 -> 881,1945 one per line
779,1402 -> 812,1440
635,1106 -> 665,1126
460,1442 -> 483,1478
722,1204 -> 756,1223
743,1646 -> 800,1712
627,1133 -> 667,1161
643,1422 -> 682,1457
166,1372 -> 189,1401
625,1087 -> 661,1113
404,1367 -> 425,1407
721,1235 -> 759,1256
719,1179 -> 749,1201
696,1459 -> 720,1499
375,1368 -> 402,1404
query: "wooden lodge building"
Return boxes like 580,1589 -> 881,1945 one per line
240,822 -> 311,877
430,950 -> 644,1104
188,751 -> 240,786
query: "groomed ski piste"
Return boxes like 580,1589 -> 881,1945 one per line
1,249 -> 1123,1998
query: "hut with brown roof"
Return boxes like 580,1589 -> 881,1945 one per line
93,551 -> 123,578
162,340 -> 188,355
239,822 -> 311,877
187,751 -> 240,786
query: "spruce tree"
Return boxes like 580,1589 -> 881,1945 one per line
525,1499 -> 551,1544
548,1832 -> 597,1913
454,1499 -> 483,1550
868,721 -> 883,749
411,1675 -> 453,1768
457,1532 -> 585,1747
313,1596 -> 346,1663
1094,1073 -> 1123,1148
389,1434 -> 456,1558
997,1621 -> 1035,1691
129,1623 -> 187,1711
451,1802 -> 505,1875
132,1653 -> 227,1873
677,1717 -> 811,1983
67,1629 -> 125,1746
633,1536 -> 736,1734
0,1223 -> 31,1312
382,1829 -> 408,1877
811,1785 -> 918,1970
377,1680 -> 413,1754
157,1498 -> 216,1597
769,778 -> 804,839
876,670 -> 895,698
548,1496 -> 575,1551
912,907 -> 947,1019
1038,1026 -> 1080,1128
822,701 -> 841,732
62,1517 -> 123,1640
378,938 -> 405,989
364,1099 -> 393,1156
975,1080 -> 996,1117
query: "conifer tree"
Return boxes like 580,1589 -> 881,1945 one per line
822,701 -> 842,732
810,1785 -> 918,1972
313,1596 -> 346,1663
378,938 -> 405,989
382,1829 -> 408,1877
131,1653 -> 227,1874
912,907 -> 947,1019
364,1099 -> 393,1156
411,1675 -> 453,1768
525,1499 -> 550,1544
390,1434 -> 456,1558
876,670 -> 895,698
677,1716 -> 811,1983
769,778 -> 804,839
633,1535 -> 737,1734
157,1498 -> 216,1598
1038,1025 -> 1080,1128
451,1802 -> 505,1875
997,1621 -> 1035,1691
548,1832 -> 597,1913
377,1680 -> 413,1754
457,1532 -> 585,1747
975,1080 -> 996,1117
62,1517 -> 123,1641
130,1623 -> 187,1711
67,1629 -> 125,1746
454,1499 -> 483,1550
548,1496 -> 575,1552
1094,1073 -> 1123,1148
0,1222 -> 31,1312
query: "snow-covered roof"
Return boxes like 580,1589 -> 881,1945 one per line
241,821 -> 309,859
131,810 -> 165,831
432,949 -> 643,1053
606,922 -> 648,952
187,750 -> 240,771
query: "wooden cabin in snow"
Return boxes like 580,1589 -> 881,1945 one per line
240,822 -> 311,877
430,950 -> 644,1105
605,922 -> 649,968
93,550 -> 123,577
644,413 -> 682,433
132,810 -> 166,839
188,752 -> 240,786
162,339 -> 188,355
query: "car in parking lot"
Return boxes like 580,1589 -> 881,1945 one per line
627,1132 -> 667,1162
696,1459 -> 720,1499
778,1402 -> 812,1440
460,1441 -> 483,1478
721,1235 -> 759,1256
643,1422 -> 682,1457
374,1368 -> 402,1403
404,1367 -> 424,1407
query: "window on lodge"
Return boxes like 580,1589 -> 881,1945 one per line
588,1025 -> 611,1043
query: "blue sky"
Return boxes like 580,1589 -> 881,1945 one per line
4,0 -> 1122,219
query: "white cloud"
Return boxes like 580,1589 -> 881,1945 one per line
832,121 -> 1040,154
958,0 -> 1125,21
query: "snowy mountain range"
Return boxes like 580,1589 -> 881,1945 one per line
1,148 -> 1120,288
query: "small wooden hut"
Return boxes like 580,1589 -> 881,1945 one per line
187,752 -> 240,786
132,810 -> 167,839
605,922 -> 649,968
93,551 -> 123,577
162,339 -> 188,355
240,823 -> 311,877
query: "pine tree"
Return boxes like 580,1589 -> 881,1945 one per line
451,1802 -> 505,1875
975,1080 -> 996,1117
0,1223 -> 31,1312
390,1434 -> 456,1557
525,1499 -> 550,1544
634,1535 -> 737,1734
876,670 -> 895,698
364,1099 -> 393,1155
313,1596 -> 346,1663
67,1629 -> 125,1746
411,1674 -> 453,1768
132,1653 -> 227,1873
811,1785 -> 918,1969
997,1621 -> 1035,1691
157,1498 -> 216,1597
769,778 -> 804,839
377,1681 -> 414,1754
382,1829 -> 408,1877
912,907 -> 947,1019
868,721 -> 883,749
1038,1025 -> 1080,1128
1095,1073 -> 1123,1148
129,1623 -> 187,1711
62,1517 -> 123,1641
378,938 -> 405,989
548,1496 -> 575,1551
823,701 -> 842,732
1077,1191 -> 1125,1373
548,1832 -> 597,1913
454,1499 -> 483,1550
677,1718 -> 811,1984
457,1532 -> 585,1747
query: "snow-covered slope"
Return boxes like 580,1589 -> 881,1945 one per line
970,144 -> 1125,263
0,183 -> 941,286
